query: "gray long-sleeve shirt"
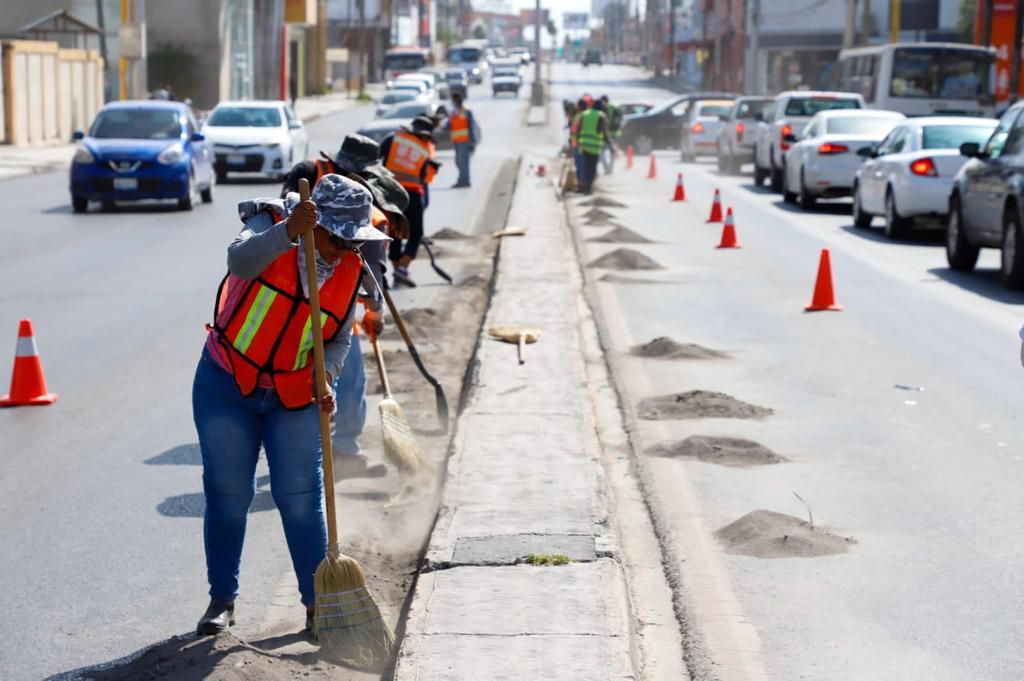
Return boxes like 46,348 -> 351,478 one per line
226,211 -> 384,381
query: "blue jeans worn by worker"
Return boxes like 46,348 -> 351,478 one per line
193,347 -> 326,607
454,142 -> 472,186
332,332 -> 366,456
573,148 -> 586,190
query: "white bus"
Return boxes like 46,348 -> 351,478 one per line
835,42 -> 996,118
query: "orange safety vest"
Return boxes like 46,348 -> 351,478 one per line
211,213 -> 363,409
384,131 -> 431,192
450,109 -> 471,144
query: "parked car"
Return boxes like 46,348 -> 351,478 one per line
69,100 -> 214,212
357,101 -> 450,147
946,101 -> 1024,288
679,98 -> 736,161
781,109 -> 903,209
618,91 -> 737,154
203,100 -> 307,182
716,96 -> 774,174
753,91 -> 865,191
853,116 -> 997,238
443,69 -> 469,99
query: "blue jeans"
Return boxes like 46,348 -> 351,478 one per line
332,332 -> 366,456
192,348 -> 326,606
454,142 -> 472,185
573,148 -> 587,189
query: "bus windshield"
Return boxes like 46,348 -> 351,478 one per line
385,53 -> 427,72
890,48 -> 990,100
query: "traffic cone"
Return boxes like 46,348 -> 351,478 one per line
626,145 -> 634,169
716,208 -> 741,249
671,173 -> 687,201
647,154 -> 657,179
1,319 -> 58,407
805,249 -> 843,312
706,188 -> 723,222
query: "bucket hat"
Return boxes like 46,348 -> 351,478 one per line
309,173 -> 388,242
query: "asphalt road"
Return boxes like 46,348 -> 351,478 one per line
553,63 -> 1024,679
0,82 -> 528,680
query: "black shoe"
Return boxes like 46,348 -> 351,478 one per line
196,599 -> 235,635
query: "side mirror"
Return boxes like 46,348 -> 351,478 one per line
857,145 -> 876,158
288,120 -> 303,129
783,133 -> 797,143
191,131 -> 205,142
960,142 -> 981,158
72,130 -> 85,140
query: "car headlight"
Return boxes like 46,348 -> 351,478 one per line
157,143 -> 184,165
72,145 -> 95,164
472,67 -> 480,75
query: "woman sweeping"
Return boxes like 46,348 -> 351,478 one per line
193,174 -> 387,635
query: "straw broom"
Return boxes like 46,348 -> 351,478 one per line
298,178 -> 394,668
368,329 -> 426,475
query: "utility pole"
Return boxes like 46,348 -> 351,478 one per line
669,0 -> 677,76
749,0 -> 760,94
889,0 -> 899,43
981,0 -> 994,45
531,0 -> 544,105
843,0 -> 855,49
860,0 -> 871,46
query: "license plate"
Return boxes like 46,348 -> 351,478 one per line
113,178 -> 137,191
227,154 -> 245,166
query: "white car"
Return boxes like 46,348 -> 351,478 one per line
782,109 -> 905,209
203,101 -> 307,181
852,116 -> 998,238
679,98 -> 735,161
753,91 -> 865,191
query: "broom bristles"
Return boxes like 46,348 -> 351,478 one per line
315,548 -> 396,669
379,396 -> 425,474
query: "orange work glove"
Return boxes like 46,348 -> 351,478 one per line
361,307 -> 383,341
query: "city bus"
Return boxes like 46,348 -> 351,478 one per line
835,42 -> 996,117
384,47 -> 431,83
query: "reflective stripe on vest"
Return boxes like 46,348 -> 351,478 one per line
213,247 -> 362,409
450,110 -> 470,143
578,110 -> 604,155
384,132 -> 430,188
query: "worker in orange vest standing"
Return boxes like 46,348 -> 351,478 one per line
444,92 -> 478,188
380,115 -> 440,288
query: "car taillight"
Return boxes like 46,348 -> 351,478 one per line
735,122 -> 745,142
910,157 -> 938,177
817,143 -> 849,155
781,123 -> 792,150
692,121 -> 705,134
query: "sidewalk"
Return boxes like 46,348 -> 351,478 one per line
393,156 -> 685,679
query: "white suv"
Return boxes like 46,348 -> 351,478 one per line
753,91 -> 864,192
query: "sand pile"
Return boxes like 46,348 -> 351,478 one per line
637,390 -> 772,420
582,208 -> 616,223
715,510 -> 856,558
588,248 -> 663,271
431,228 -> 467,239
631,337 -> 727,360
646,436 -> 785,467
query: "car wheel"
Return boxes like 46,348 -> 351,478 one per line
797,170 -> 816,210
753,162 -> 767,186
201,181 -> 214,203
635,135 -> 653,155
883,188 -> 910,240
178,173 -> 196,211
1001,206 -> 1024,289
71,195 -> 88,213
852,184 -> 872,228
769,151 -> 784,192
945,195 -> 979,272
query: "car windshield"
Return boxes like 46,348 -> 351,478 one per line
494,69 -> 517,76
922,124 -> 996,149
207,106 -> 281,127
826,116 -> 900,134
382,104 -> 426,119
380,92 -> 416,105
448,47 -> 482,63
890,48 -> 991,100
385,54 -> 427,71
391,83 -> 424,93
736,99 -> 771,119
784,97 -> 860,116
89,108 -> 182,139
698,103 -> 732,118
446,71 -> 465,80
648,96 -> 686,116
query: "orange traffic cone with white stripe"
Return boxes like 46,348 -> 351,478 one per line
805,249 -> 843,311
647,154 -> 657,179
626,145 -> 634,169
716,208 -> 741,249
672,173 -> 686,201
706,188 -> 723,222
1,319 -> 58,406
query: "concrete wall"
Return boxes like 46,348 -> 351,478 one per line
2,40 -> 103,146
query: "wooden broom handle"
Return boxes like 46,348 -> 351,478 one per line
298,178 -> 339,547
369,332 -> 393,398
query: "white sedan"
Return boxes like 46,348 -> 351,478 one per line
203,101 -> 308,182
782,109 -> 905,209
852,116 -> 998,238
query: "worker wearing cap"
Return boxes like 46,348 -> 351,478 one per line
576,99 -> 608,195
444,92 -> 478,188
281,135 -> 410,477
193,174 -> 389,636
380,115 -> 440,288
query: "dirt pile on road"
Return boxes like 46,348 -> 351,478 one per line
646,436 -> 785,467
588,248 -> 663,271
589,226 -> 651,244
431,228 -> 467,239
715,510 -> 856,558
582,208 -> 617,223
637,390 -> 772,420
632,337 -> 727,359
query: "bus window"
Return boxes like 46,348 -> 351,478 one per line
385,52 -> 427,73
891,48 -> 989,100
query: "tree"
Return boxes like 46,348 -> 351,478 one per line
957,0 -> 976,43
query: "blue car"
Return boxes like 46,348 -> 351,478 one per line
70,100 -> 214,212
